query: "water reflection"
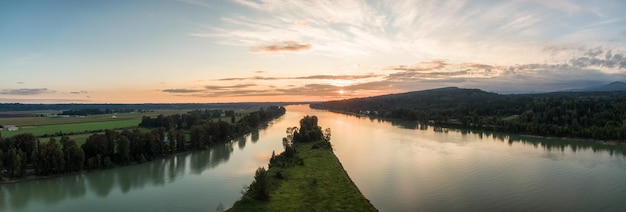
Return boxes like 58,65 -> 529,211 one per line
237,135 -> 247,150
2,175 -> 88,210
331,111 -> 626,156
3,105 -> 626,212
1,136 -> 241,210
251,129 -> 260,143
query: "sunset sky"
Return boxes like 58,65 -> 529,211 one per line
1,0 -> 625,103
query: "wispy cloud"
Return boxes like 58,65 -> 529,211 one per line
69,90 -> 88,95
197,0 -> 625,64
0,88 -> 53,95
385,60 -> 447,72
162,89 -> 204,93
217,73 -> 381,81
251,41 -> 312,53
205,83 -> 257,90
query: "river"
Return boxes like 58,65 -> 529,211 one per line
2,105 -> 626,211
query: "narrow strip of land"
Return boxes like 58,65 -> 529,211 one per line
229,141 -> 376,211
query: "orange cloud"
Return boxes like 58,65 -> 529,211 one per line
385,60 -> 447,72
251,41 -> 312,53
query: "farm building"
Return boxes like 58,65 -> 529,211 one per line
3,125 -> 19,131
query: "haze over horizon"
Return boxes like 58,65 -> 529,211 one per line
1,0 -> 626,103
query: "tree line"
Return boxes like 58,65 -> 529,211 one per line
0,106 -> 285,180
311,87 -> 626,141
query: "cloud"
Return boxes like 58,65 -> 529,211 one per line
205,84 -> 256,90
17,82 -> 24,84
294,74 -> 380,80
218,76 -> 279,81
217,74 -> 380,81
69,91 -> 88,95
200,0 -> 626,63
0,88 -> 53,95
251,41 -> 312,53
0,98 -> 91,103
385,60 -> 447,72
162,89 -> 203,93
569,50 -> 626,69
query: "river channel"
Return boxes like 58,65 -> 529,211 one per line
2,105 -> 626,211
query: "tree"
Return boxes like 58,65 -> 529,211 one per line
0,149 -> 3,174
11,133 -> 37,165
117,136 -> 131,165
45,138 -> 65,175
190,125 -> 205,150
176,129 -> 186,151
323,128 -> 331,142
251,167 -> 269,200
168,129 -> 176,154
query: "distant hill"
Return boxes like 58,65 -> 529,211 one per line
312,87 -> 501,113
311,86 -> 626,141
581,81 -> 626,92
567,81 -> 626,92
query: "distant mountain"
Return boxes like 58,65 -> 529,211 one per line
311,86 -> 626,141
311,87 -> 502,113
571,81 -> 626,92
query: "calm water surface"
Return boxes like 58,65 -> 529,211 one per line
2,105 -> 626,211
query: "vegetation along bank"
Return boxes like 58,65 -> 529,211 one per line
229,115 -> 377,211
0,106 -> 285,182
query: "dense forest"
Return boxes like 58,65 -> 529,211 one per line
311,87 -> 626,141
0,106 -> 285,180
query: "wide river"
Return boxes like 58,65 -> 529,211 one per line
2,105 -> 626,211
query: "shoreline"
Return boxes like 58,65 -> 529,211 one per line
0,135 -> 250,184
518,134 -> 626,147
1,112 -> 286,184
318,108 -> 626,146
228,141 -> 377,211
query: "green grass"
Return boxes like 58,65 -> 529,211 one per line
0,109 -> 252,144
1,119 -> 141,137
229,142 -> 377,212
0,110 -> 189,127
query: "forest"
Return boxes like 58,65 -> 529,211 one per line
311,87 -> 626,141
0,106 -> 285,180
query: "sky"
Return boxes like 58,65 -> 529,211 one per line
1,0 -> 625,103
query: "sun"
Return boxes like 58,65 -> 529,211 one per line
338,90 -> 345,95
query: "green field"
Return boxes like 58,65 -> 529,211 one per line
0,110 -> 189,127
228,142 -> 377,211
0,109 -> 256,145
1,119 -> 140,137
0,110 -> 192,142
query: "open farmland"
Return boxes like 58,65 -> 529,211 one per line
0,109 -> 257,143
0,110 -> 189,126
0,110 -> 192,139
1,119 -> 141,137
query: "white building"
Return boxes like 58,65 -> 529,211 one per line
4,125 -> 19,131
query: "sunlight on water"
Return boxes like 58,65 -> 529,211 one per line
2,105 -> 625,211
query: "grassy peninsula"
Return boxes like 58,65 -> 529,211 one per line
228,116 -> 376,212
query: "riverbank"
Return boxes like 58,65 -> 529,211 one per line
321,109 -> 626,147
228,141 -> 377,211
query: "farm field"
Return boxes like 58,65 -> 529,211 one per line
0,109 -> 256,144
0,110 -> 193,139
0,110 -> 190,126
1,119 -> 141,138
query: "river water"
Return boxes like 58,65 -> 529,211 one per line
2,105 -> 626,211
